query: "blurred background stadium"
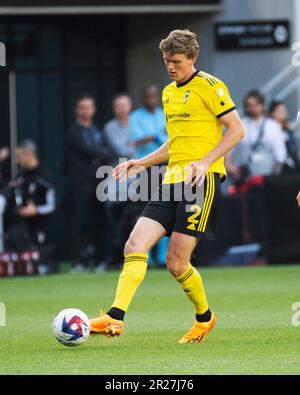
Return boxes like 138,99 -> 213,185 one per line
1,0 -> 300,275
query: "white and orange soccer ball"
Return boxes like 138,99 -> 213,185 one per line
52,308 -> 90,347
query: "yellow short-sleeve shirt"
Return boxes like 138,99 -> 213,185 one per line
162,70 -> 236,184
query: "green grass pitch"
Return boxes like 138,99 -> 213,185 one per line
0,265 -> 300,375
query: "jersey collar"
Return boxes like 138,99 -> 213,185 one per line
176,70 -> 198,88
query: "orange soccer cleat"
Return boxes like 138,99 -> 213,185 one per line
90,311 -> 124,338
179,311 -> 217,344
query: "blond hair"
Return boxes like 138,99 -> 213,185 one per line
159,29 -> 200,59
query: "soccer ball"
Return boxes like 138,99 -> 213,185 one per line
52,308 -> 90,347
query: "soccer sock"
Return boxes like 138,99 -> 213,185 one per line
176,263 -> 210,319
196,309 -> 212,323
108,252 -> 148,318
106,307 -> 125,321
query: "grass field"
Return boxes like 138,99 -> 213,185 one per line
0,265 -> 300,375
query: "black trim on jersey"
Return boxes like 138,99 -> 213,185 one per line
216,106 -> 236,119
197,72 -> 218,86
176,70 -> 198,88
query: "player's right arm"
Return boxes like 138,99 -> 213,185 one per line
112,140 -> 169,181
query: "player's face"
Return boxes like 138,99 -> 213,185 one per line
75,99 -> 96,122
113,96 -> 132,119
271,104 -> 288,124
245,97 -> 264,119
143,87 -> 159,110
163,53 -> 196,83
15,148 -> 30,168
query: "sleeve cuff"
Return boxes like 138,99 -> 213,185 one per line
216,106 -> 236,119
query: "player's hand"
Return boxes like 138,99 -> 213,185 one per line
296,191 -> 300,207
17,201 -> 38,217
228,164 -> 242,179
184,159 -> 210,186
112,159 -> 145,182
0,147 -> 9,161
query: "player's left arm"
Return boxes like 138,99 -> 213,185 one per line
186,77 -> 245,186
185,110 -> 245,186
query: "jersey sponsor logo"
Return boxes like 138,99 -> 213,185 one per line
183,90 -> 191,104
166,112 -> 190,121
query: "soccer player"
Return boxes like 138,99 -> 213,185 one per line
90,30 -> 245,343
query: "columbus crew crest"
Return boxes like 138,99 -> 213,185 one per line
183,90 -> 191,104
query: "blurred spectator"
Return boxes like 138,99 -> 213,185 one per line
104,93 -> 135,165
67,94 -> 106,179
102,93 -> 136,267
0,140 -> 56,251
67,94 -> 111,271
130,85 -> 167,159
130,85 -> 169,267
0,146 -> 10,189
269,100 -> 300,173
226,90 -> 287,184
0,147 -> 10,251
225,91 -> 287,245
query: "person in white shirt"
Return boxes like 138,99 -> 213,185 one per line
269,100 -> 300,173
226,90 -> 287,183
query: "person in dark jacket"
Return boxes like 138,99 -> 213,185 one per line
0,146 -> 10,190
0,140 -> 56,251
67,94 -> 111,271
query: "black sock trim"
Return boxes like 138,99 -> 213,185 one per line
196,309 -> 212,323
124,257 -> 148,264
107,307 -> 125,321
177,267 -> 194,283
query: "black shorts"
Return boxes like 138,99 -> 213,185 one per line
141,172 -> 221,239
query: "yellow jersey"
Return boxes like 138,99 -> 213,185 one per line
162,70 -> 236,184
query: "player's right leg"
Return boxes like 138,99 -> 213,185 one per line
90,216 -> 166,337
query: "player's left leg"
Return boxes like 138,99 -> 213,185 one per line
168,173 -> 221,343
166,232 -> 216,344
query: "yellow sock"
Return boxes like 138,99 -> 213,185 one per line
176,263 -> 208,314
111,252 -> 148,312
